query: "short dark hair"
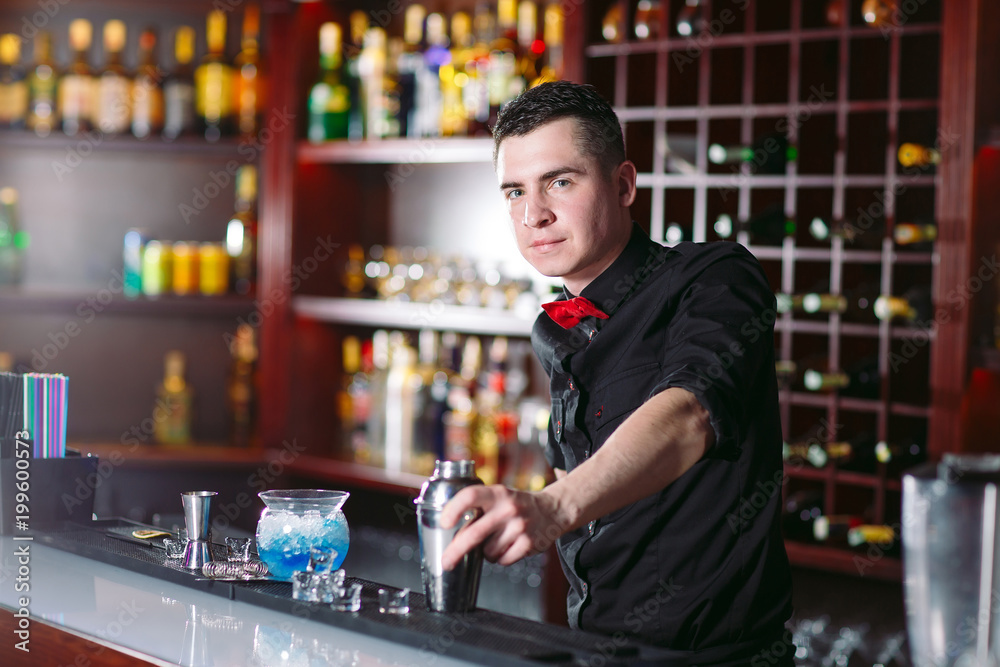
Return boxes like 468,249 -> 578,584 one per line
491,81 -> 627,174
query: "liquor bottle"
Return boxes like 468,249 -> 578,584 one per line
897,142 -> 939,168
384,332 -> 418,473
708,133 -> 798,175
308,22 -> 351,143
782,439 -> 829,468
534,2 -> 564,85
0,188 -> 27,286
516,0 -> 541,86
226,323 -> 257,447
363,329 -> 390,467
394,4 -> 424,139
153,350 -> 194,445
676,0 -> 704,36
602,3 -> 624,42
893,221 -> 937,245
422,13 -> 450,137
464,3 -> 493,137
723,204 -> 795,245
862,0 -> 898,29
488,0 -> 519,126
802,356 -> 880,399
163,26 -> 196,140
234,2 -> 264,139
225,165 -> 257,295
0,34 -> 29,130
131,28 -> 164,140
874,286 -> 933,324
634,0 -> 663,40
341,336 -> 372,462
94,20 -> 131,135
59,19 -> 94,136
440,12 -> 470,137
812,514 -> 864,543
359,27 -> 392,139
345,11 -> 368,142
808,217 -> 885,250
195,10 -> 235,142
26,31 -> 59,137
412,329 -> 449,474
776,285 -> 878,322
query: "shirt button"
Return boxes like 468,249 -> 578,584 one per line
568,379 -> 575,390
582,583 -> 588,595
588,521 -> 596,535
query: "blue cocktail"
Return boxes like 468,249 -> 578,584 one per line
255,490 -> 350,581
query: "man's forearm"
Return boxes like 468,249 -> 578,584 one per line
540,387 -> 715,533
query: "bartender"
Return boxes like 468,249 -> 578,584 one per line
440,81 -> 794,665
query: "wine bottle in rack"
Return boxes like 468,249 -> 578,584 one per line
782,439 -> 829,468
708,133 -> 797,175
808,217 -> 885,250
516,0 -> 541,85
94,20 -> 131,135
345,11 -> 368,142
59,19 -> 95,136
874,286 -> 933,324
234,2 -> 264,139
897,142 -> 940,168
861,0 -> 897,29
534,2 -> 564,85
676,0 -> 704,36
726,204 -> 795,245
26,31 -> 58,137
163,26 -> 196,141
226,165 -> 257,296
0,33 -> 28,129
131,28 -> 164,140
195,10 -> 235,142
802,356 -> 880,399
308,22 -> 351,142
633,0 -> 662,40
893,221 -> 937,245
776,285 -> 879,322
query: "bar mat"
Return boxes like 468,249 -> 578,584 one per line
36,519 -> 679,666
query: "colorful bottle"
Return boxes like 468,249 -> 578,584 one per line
226,165 -> 258,296
0,188 -> 27,286
195,10 -> 235,142
163,26 -> 197,140
0,34 -> 29,130
227,323 -> 258,447
234,2 -> 264,138
26,31 -> 58,137
440,12 -> 471,137
308,22 -> 351,142
131,27 -> 164,139
94,20 -> 131,135
154,350 -> 194,445
345,11 -> 369,141
59,19 -> 94,135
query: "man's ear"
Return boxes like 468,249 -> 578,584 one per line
617,160 -> 638,207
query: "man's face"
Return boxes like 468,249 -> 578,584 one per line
496,117 -> 636,295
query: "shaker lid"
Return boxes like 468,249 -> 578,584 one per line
414,459 -> 482,509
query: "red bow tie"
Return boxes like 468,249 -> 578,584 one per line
541,296 -> 609,329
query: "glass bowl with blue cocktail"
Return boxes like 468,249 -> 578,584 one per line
255,490 -> 350,581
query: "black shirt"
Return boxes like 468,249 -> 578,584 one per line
531,225 -> 793,655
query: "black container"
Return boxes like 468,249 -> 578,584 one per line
0,446 -> 100,534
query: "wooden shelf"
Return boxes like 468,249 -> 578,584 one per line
282,455 -> 426,496
785,464 -> 903,492
0,129 -> 253,157
297,137 -> 494,165
784,540 -> 902,581
1,289 -> 256,318
72,442 -> 266,466
293,295 -> 537,337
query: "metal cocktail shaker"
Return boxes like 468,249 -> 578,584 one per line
414,460 -> 484,613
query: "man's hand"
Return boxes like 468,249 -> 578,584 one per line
439,485 -> 570,571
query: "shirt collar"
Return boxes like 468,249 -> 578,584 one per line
569,223 -> 675,317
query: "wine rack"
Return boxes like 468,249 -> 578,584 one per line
579,0 -> 954,580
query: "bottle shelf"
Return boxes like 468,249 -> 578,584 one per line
293,295 -> 537,337
0,129 -> 253,157
585,22 -> 940,58
773,319 -> 935,340
745,245 -> 934,265
616,98 -> 940,123
297,137 -> 494,165
783,540 -> 902,581
72,442 -> 265,465
784,464 -> 903,492
636,173 -> 937,189
782,391 -> 931,418
0,288 -> 256,318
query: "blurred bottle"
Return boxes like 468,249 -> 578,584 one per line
0,34 -> 27,129
782,439 -> 830,469
812,514 -> 864,543
141,240 -> 171,297
719,204 -> 795,245
26,31 -> 58,137
422,13 -> 450,137
776,285 -> 879,323
601,4 -> 624,42
131,27 -> 165,140
385,332 -> 418,473
362,329 -> 390,467
803,356 -> 880,399
359,27 -> 395,139
345,11 -> 368,141
709,133 -> 797,175
227,323 -> 257,447
861,0 -> 898,29
440,13 -> 471,137
634,0 -> 663,40
472,336 -> 509,485
226,165 -> 258,296
59,19 -> 95,136
154,350 -> 194,445
488,0 -> 519,126
465,4 -> 493,136
234,2 -> 264,139
413,329 -> 450,474
807,217 -> 885,250
395,4 -> 426,138
308,22 -> 351,143
516,0 -> 541,86
0,188 -> 27,286
533,2 -> 563,85
198,242 -> 229,296
163,26 -> 197,140
341,336 -> 373,463
122,228 -> 146,298
897,142 -> 939,168
170,242 -> 198,296
195,10 -> 235,142
94,20 -> 131,135
874,286 -> 933,324
676,0 -> 704,36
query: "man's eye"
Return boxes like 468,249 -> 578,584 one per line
553,179 -> 570,188
506,189 -> 523,200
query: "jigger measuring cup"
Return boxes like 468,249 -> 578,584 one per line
414,460 -> 484,613
181,491 -> 218,570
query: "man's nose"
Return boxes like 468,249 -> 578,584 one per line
522,194 -> 552,228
